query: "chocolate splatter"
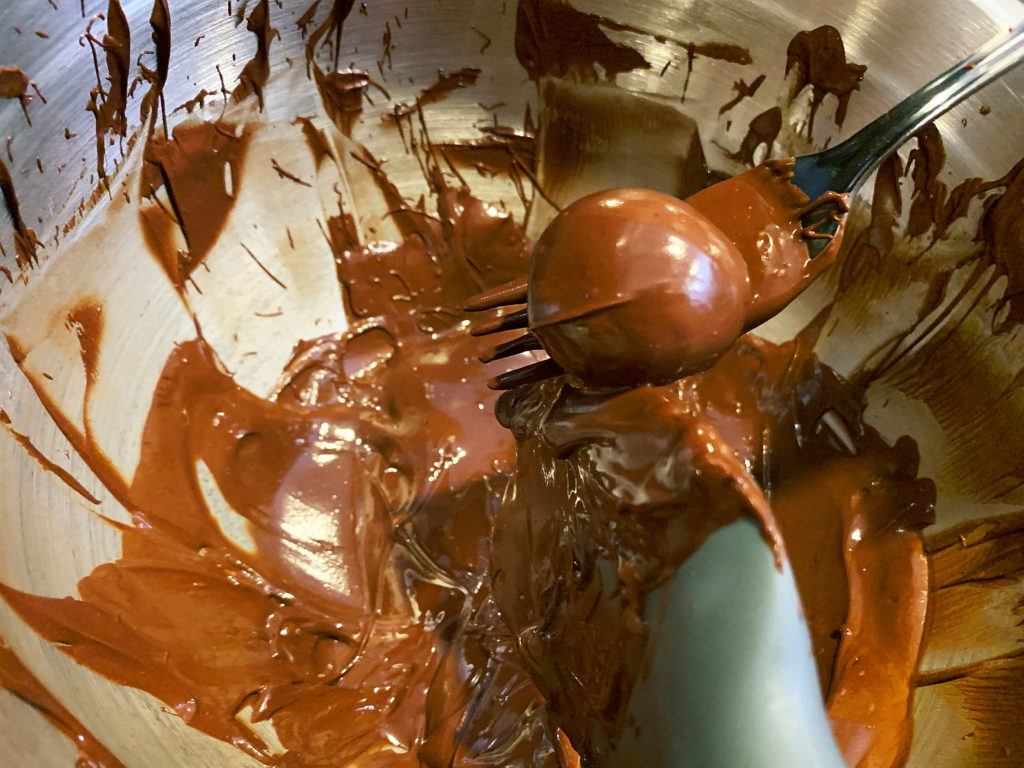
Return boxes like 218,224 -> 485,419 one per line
139,0 -> 172,133
0,67 -> 32,125
0,155 -> 42,268
232,0 -> 278,109
313,67 -> 372,135
304,0 -> 356,70
296,1 -> 320,39
0,641 -> 127,768
270,158 -> 312,187
515,0 -> 651,82
679,41 -> 754,100
728,105 -> 782,166
404,67 -> 482,115
139,122 -> 253,288
293,116 -> 334,167
173,89 -> 213,115
718,74 -> 766,115
785,25 -> 866,137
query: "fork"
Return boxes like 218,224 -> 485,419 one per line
466,24 -> 1024,390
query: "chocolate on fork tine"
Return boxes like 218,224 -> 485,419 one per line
462,276 -> 528,311
464,277 -> 566,389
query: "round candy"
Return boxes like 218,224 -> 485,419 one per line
529,189 -> 752,388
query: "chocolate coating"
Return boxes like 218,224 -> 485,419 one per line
687,158 -> 849,328
528,188 -> 751,387
523,161 -> 849,389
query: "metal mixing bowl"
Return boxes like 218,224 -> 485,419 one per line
2,0 -> 1024,766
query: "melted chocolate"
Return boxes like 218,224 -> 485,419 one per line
489,325 -> 933,765
687,158 -> 849,327
3,140 -> 565,765
527,188 -> 751,387
139,121 -> 253,287
0,155 -> 42,268
232,0 -> 277,109
1,119 -> 937,765
0,66 -> 32,124
785,26 -> 867,137
3,8 -> 1021,768
86,0 -> 132,178
0,640 -> 127,768
515,0 -> 651,82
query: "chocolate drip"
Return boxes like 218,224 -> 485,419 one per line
139,122 -> 253,288
0,155 -> 42,268
0,641 -> 128,768
0,67 -> 33,125
515,0 -> 651,83
232,0 -> 277,109
785,25 -> 867,137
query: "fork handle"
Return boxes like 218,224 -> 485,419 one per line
792,22 -> 1024,201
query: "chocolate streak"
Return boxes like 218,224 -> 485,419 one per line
0,155 -> 42,268
233,0 -> 277,110
0,409 -> 100,504
85,0 -> 132,178
0,66 -> 33,124
688,157 -> 849,327
139,122 -> 253,288
786,26 -> 866,138
489,310 -> 935,768
0,641 -> 127,768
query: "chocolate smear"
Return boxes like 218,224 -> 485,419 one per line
0,155 -> 42,268
232,0 -> 278,109
139,122 -> 253,288
785,25 -> 866,138
0,640 -> 127,768
515,0 -> 651,83
728,105 -> 782,166
0,67 -> 33,125
85,0 -> 132,178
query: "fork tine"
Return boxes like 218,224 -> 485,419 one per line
489,359 -> 563,390
462,277 -> 528,311
480,333 -> 543,363
470,307 -> 529,337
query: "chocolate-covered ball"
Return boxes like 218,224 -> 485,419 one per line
528,189 -> 751,388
